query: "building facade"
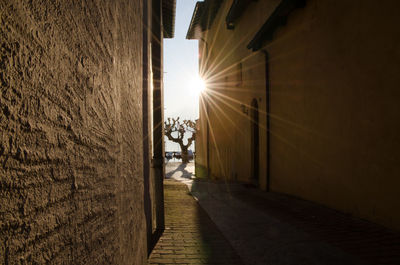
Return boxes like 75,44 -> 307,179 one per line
188,0 -> 400,230
0,0 -> 175,263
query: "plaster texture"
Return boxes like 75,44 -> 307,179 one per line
0,1 -> 147,264
194,0 -> 400,230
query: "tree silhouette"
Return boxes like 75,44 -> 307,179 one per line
164,117 -> 196,163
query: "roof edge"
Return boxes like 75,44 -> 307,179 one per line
247,0 -> 306,51
163,0 -> 176,38
186,2 -> 204,40
186,0 -> 224,40
225,0 -> 253,30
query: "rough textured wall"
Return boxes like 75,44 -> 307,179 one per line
0,1 -> 146,264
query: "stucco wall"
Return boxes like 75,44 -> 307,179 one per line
198,0 -> 270,186
266,0 -> 400,230
0,1 -> 147,264
195,93 -> 208,178
196,0 -> 400,230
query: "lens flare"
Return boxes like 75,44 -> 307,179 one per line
193,76 -> 206,94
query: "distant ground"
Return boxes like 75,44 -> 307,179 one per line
165,161 -> 195,189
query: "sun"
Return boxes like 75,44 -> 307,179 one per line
192,76 -> 206,95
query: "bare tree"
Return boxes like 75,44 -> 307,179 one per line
164,117 -> 196,163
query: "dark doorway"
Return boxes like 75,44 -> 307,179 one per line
251,98 -> 259,183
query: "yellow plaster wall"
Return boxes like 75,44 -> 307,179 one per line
197,0 -> 271,186
263,0 -> 400,230
196,0 -> 400,230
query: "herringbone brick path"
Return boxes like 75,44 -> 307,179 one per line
148,180 -> 243,265
231,187 -> 400,265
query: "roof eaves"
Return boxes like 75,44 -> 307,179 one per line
225,0 -> 253,30
186,0 -> 224,40
201,0 -> 224,31
186,2 -> 204,39
163,0 -> 176,38
247,0 -> 306,51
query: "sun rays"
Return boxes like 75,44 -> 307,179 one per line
154,0 -> 323,182
187,74 -> 206,99
193,9 -> 324,181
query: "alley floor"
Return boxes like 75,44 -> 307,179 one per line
148,180 -> 243,264
149,162 -> 400,265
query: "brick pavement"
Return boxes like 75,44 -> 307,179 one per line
148,180 -> 243,265
191,180 -> 400,265
232,186 -> 400,265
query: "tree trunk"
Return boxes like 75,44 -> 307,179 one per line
181,147 -> 189,163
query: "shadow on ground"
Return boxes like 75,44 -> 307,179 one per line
165,162 -> 193,179
148,180 -> 243,264
158,163 -> 400,265
189,179 -> 400,265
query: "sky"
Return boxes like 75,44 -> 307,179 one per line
164,0 -> 199,151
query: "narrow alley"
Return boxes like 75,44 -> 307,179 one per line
149,163 -> 400,265
2,1 -> 400,264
